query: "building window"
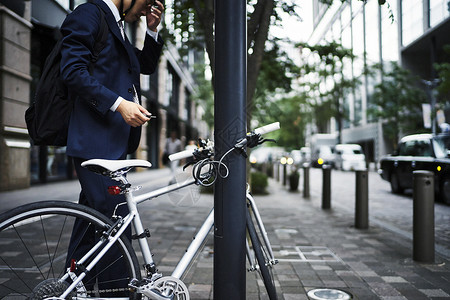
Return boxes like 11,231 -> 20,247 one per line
164,69 -> 173,106
430,0 -> 450,27
401,0 -> 424,46
352,12 -> 364,77
381,0 -> 399,62
365,0 -> 380,65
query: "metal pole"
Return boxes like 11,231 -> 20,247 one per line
355,170 -> 369,229
303,163 -> 310,198
322,165 -> 331,209
214,0 -> 247,298
283,163 -> 287,186
413,170 -> 435,263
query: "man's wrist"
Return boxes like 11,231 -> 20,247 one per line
146,28 -> 158,41
110,96 -> 124,112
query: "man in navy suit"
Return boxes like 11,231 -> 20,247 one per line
60,0 -> 163,295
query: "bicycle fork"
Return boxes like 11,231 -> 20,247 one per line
245,193 -> 278,271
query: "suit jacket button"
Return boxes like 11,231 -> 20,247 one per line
128,88 -> 133,93
91,99 -> 98,106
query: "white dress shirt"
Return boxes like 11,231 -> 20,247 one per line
101,0 -> 158,111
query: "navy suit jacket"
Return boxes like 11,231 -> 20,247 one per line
60,0 -> 162,160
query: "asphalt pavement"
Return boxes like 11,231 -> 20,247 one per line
0,167 -> 449,299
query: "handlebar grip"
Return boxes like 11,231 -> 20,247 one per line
254,122 -> 280,135
169,149 -> 194,161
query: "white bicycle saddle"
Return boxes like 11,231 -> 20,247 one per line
81,159 -> 152,174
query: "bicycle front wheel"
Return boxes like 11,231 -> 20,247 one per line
246,208 -> 277,300
0,201 -> 141,299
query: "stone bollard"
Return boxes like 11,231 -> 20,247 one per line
303,163 -> 310,198
355,169 -> 369,229
322,165 -> 331,209
413,170 -> 435,263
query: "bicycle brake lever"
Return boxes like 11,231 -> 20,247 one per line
258,138 -> 277,145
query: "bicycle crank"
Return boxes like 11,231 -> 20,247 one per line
134,276 -> 189,300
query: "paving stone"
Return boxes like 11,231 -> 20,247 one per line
1,171 -> 450,299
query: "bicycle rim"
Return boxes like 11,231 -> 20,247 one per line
246,208 -> 277,300
0,201 -> 141,299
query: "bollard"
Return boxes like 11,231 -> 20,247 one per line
275,163 -> 279,181
303,163 -> 310,198
413,170 -> 435,263
355,169 -> 369,229
283,163 -> 287,186
322,165 -> 331,209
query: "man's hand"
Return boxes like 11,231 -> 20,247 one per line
116,100 -> 151,127
146,0 -> 164,32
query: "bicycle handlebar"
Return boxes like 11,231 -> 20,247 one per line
168,122 -> 280,162
168,149 -> 196,161
253,122 -> 280,135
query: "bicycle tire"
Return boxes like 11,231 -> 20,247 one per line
0,201 -> 141,299
246,208 -> 277,300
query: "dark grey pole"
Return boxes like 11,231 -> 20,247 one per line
355,170 -> 369,229
413,170 -> 435,263
303,163 -> 310,198
322,165 -> 331,209
214,0 -> 247,298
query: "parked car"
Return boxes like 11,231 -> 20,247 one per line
249,146 -> 285,165
378,133 -> 450,204
290,147 -> 311,166
334,144 -> 366,171
312,145 -> 335,168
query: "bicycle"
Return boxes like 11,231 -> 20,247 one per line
0,122 -> 280,300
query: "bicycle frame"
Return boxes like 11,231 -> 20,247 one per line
70,172 -> 276,287
129,176 -> 276,281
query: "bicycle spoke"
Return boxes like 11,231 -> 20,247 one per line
0,255 -> 32,295
13,224 -> 47,284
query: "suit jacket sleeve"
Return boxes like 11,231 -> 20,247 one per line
60,4 -> 118,115
137,33 -> 163,75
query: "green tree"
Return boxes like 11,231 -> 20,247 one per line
296,41 -> 359,142
163,0 -> 385,129
434,44 -> 450,101
368,62 -> 428,147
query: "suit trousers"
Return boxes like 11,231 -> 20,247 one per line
67,157 -> 132,296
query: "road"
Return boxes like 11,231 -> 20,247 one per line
1,166 -> 448,258
301,167 -> 450,259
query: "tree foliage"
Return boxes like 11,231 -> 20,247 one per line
434,44 -> 450,102
296,41 -> 359,141
367,62 -> 428,147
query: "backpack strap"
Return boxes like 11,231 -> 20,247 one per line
88,3 -> 109,73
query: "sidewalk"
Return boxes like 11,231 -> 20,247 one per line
1,169 -> 449,299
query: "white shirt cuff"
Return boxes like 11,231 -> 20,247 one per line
110,96 -> 124,112
146,28 -> 159,41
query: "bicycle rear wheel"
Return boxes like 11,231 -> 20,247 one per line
0,201 -> 141,299
246,208 -> 277,300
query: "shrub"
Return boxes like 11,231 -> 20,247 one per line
251,171 -> 269,195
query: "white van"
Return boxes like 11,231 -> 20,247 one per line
334,144 -> 366,171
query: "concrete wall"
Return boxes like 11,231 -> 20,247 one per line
0,5 -> 32,190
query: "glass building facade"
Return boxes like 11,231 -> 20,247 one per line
308,0 -> 450,162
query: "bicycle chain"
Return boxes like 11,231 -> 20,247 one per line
85,287 -> 129,295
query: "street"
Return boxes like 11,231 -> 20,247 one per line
1,166 -> 450,299
299,167 -> 450,259
1,166 -> 449,257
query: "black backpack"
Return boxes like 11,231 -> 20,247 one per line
25,3 -> 108,146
